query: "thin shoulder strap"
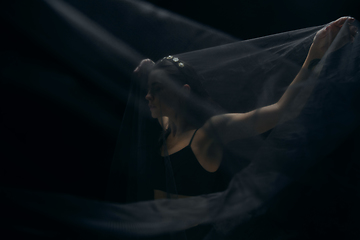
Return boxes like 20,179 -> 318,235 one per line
189,129 -> 199,146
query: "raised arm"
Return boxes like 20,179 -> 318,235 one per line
203,17 -> 357,144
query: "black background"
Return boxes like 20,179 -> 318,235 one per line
147,0 -> 360,40
1,0 -> 359,200
1,1 -> 359,239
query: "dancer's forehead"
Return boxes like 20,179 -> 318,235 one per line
148,69 -> 168,86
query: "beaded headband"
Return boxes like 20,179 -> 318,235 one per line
163,55 -> 185,68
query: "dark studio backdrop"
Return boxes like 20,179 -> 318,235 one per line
147,0 -> 360,40
1,0 -> 359,208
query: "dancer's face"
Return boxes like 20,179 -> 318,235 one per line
145,70 -> 178,119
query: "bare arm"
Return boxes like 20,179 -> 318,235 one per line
202,17 -> 357,144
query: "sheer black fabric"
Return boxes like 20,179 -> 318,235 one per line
1,0 -> 360,240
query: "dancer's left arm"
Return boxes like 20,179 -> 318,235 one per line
202,17 -> 357,144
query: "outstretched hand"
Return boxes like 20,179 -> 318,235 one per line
134,59 -> 155,73
304,17 -> 357,67
133,58 -> 155,81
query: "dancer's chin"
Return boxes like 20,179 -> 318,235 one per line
150,109 -> 160,119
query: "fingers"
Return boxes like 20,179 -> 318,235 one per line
314,24 -> 331,41
134,59 -> 155,73
335,17 -> 358,42
311,17 -> 357,58
133,58 -> 155,83
138,59 -> 155,69
350,25 -> 358,42
332,16 -> 355,27
327,17 -> 357,39
350,25 -> 358,35
140,58 -> 155,65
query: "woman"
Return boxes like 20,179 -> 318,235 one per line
1,4 -> 358,237
135,17 -> 357,200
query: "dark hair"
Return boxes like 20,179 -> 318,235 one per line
151,57 -> 223,129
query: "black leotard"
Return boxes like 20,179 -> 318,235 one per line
152,129 -> 227,196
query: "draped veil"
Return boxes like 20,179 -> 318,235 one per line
1,0 -> 360,240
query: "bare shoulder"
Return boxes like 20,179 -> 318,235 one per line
199,108 -> 279,144
190,125 -> 223,173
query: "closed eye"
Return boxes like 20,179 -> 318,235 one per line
148,82 -> 162,93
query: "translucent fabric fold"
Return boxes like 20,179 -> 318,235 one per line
1,0 -> 359,240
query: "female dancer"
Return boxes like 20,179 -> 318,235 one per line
135,17 -> 357,200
